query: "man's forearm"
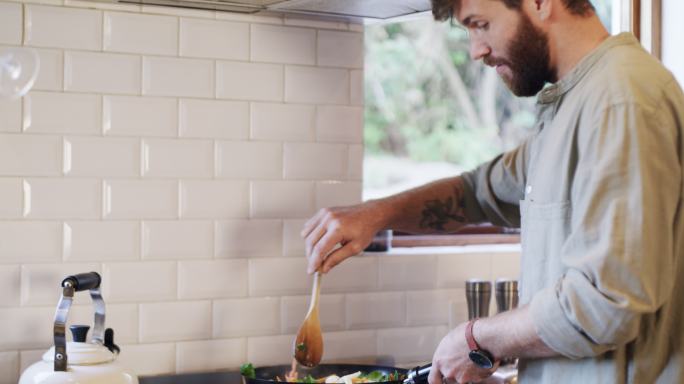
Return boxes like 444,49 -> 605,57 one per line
473,304 -> 558,361
372,176 -> 474,234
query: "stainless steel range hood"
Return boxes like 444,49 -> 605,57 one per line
114,0 -> 432,20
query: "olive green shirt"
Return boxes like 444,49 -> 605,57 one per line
461,33 -> 684,383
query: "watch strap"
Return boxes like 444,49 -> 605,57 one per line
465,318 -> 479,351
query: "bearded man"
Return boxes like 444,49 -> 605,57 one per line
301,0 -> 684,382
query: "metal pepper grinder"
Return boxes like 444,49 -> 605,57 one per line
495,278 -> 520,379
466,279 -> 492,319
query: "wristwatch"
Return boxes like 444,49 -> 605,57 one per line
465,318 -> 495,369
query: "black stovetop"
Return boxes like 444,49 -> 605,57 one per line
140,371 -> 242,384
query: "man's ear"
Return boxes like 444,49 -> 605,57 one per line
534,0 -> 552,21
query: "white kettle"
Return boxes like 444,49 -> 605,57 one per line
19,272 -> 138,384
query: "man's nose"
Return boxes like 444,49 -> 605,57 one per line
469,38 -> 491,61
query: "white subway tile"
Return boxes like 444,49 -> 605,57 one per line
346,291 -> 405,329
216,12 -> 282,25
0,307 -> 53,350
25,5 -> 102,50
283,219 -> 305,257
283,16 -> 348,31
104,180 -> 178,219
0,265 -> 20,307
349,23 -> 364,33
406,289 -> 460,326
249,257 -> 310,296
377,326 -> 445,364
65,221 -> 140,262
142,4 -> 214,18
491,252 -> 521,280
318,31 -> 363,68
216,61 -> 283,101
350,70 -> 363,106
246,334 -> 293,367
142,220 -> 213,260
142,139 -> 214,178
180,18 -> 248,60
65,51 -> 141,95
143,56 -> 214,98
0,3 -> 22,45
20,350 -> 46,376
102,261 -> 176,302
316,105 -> 363,143
0,99 -> 21,132
65,0 -> 142,12
251,102 -> 315,142
20,263 -> 101,306
281,294 -> 345,334
323,256 -> 377,293
31,48 -> 63,91
315,181 -> 362,209
285,66 -> 349,104
179,99 -> 249,139
216,141 -> 282,179
251,181 -> 314,219
436,253 -> 492,289
24,178 -> 101,219
0,221 -> 62,263
251,24 -> 315,65
0,134 -> 62,176
448,296 -> 469,328
177,338 -> 246,373
0,351 -> 19,384
104,95 -> 177,137
379,254 -> 438,291
104,12 -> 178,55
213,297 -> 280,338
116,343 -> 176,377
324,329 -> 377,361
348,144 -> 363,180
284,143 -> 347,180
0,178 -> 23,218
140,301 -> 211,342
178,259 -> 248,300
64,136 -> 140,177
179,180 -> 249,219
214,219 -> 282,258
23,91 -> 101,134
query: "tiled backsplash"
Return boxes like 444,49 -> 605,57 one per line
0,0 -> 520,381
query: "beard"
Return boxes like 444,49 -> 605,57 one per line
484,12 -> 555,97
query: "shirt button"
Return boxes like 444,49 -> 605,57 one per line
525,185 -> 533,194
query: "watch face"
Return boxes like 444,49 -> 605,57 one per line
468,350 -> 494,369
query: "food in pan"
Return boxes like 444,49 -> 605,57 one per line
240,363 -> 405,383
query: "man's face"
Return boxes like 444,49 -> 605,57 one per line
455,0 -> 555,96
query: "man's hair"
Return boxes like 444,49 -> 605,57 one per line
431,0 -> 595,21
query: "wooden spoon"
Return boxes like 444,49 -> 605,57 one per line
293,271 -> 323,367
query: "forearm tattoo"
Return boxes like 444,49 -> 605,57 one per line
419,187 -> 466,231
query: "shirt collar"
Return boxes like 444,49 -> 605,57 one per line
537,32 -> 640,104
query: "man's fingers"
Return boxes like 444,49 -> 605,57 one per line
305,224 -> 327,260
427,362 -> 442,384
301,209 -> 327,238
308,229 -> 343,274
319,239 -> 365,273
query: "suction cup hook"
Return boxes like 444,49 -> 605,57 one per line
0,47 -> 40,100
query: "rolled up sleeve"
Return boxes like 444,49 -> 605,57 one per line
529,100 -> 681,359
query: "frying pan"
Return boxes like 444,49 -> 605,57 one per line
243,364 -> 411,384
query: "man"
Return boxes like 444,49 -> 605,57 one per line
302,0 -> 684,383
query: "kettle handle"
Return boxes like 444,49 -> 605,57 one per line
53,272 -> 106,372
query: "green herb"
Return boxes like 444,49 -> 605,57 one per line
298,374 -> 317,383
362,371 -> 387,382
240,363 -> 256,379
296,343 -> 306,352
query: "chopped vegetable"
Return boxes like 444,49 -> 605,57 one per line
296,343 -> 307,352
241,363 -> 256,379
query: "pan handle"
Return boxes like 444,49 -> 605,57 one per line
403,364 -> 431,384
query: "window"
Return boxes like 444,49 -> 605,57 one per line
363,0 -> 628,246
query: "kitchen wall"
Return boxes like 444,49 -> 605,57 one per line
662,0 -> 684,85
0,0 -> 521,381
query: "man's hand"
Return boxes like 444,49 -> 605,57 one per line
301,202 -> 387,274
429,324 -> 498,384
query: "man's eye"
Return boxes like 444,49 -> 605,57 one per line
474,21 -> 489,30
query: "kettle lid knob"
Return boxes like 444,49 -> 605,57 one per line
69,325 -> 90,343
